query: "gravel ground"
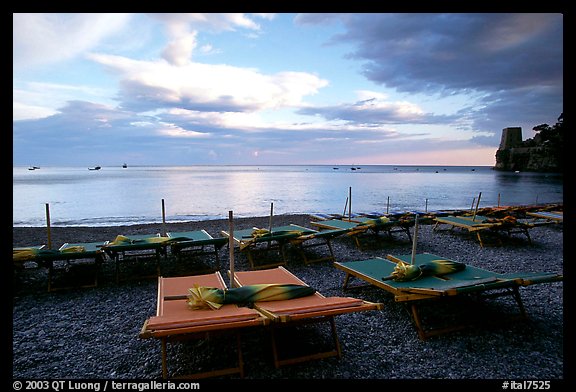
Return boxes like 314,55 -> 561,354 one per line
12,213 -> 565,384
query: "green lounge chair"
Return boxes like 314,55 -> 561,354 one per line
13,241 -> 106,291
310,216 -> 413,249
221,224 -> 319,269
434,215 -> 539,247
166,230 -> 227,272
102,234 -> 169,283
334,252 -> 563,340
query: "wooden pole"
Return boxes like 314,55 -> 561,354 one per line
45,203 -> 52,249
269,202 -> 274,233
229,210 -> 235,288
473,192 -> 482,221
387,196 -> 390,214
410,214 -> 419,265
342,197 -> 349,220
425,198 -> 428,213
497,193 -> 501,207
348,186 -> 352,220
161,198 -> 166,236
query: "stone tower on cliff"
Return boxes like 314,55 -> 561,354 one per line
498,127 -> 523,150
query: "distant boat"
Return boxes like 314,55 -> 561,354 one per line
28,166 -> 40,170
122,163 -> 128,168
88,166 -> 101,171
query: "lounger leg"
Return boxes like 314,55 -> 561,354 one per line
329,316 -> 342,359
476,232 -> 484,248
342,273 -> 351,290
512,287 -> 527,318
410,304 -> 428,341
269,327 -> 281,369
326,239 -> 335,262
161,338 -> 168,379
524,229 -> 532,245
235,332 -> 245,378
45,261 -> 53,292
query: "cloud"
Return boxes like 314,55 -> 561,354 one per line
299,13 -> 563,140
88,53 -> 329,113
328,13 -> 562,94
13,13 -> 131,69
297,91 -> 456,125
149,13 -> 271,65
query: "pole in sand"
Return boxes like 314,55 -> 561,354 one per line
229,210 -> 235,288
472,192 -> 482,221
348,186 -> 352,220
410,214 -> 419,265
161,199 -> 167,236
269,202 -> 274,233
45,203 -> 52,249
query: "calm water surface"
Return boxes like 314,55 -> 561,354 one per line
13,165 -> 563,227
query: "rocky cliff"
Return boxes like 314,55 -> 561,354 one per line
493,117 -> 563,172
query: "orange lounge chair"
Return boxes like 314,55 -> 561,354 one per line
230,266 -> 382,368
139,272 -> 268,379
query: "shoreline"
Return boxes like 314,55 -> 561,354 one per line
12,211 -> 565,380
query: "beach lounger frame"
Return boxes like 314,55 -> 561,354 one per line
288,227 -> 349,264
13,242 -> 106,292
526,210 -> 563,224
221,224 -> 319,269
433,215 -> 534,247
230,266 -> 383,368
167,230 -> 227,273
333,253 -> 562,340
139,272 -> 269,379
102,234 -> 168,283
310,218 -> 412,250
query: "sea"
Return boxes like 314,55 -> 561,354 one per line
13,165 -> 563,227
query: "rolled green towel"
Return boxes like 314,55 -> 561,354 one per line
187,283 -> 316,310
383,259 -> 466,282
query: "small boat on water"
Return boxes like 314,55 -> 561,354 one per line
28,166 -> 40,170
122,163 -> 128,168
88,166 -> 101,171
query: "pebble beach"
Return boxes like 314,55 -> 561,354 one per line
12,212 -> 565,385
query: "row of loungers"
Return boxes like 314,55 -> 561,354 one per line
13,205 -> 563,378
13,205 -> 561,290
13,230 -> 228,291
13,222 -> 356,291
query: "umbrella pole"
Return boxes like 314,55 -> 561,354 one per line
45,203 -> 52,249
387,196 -> 390,214
269,202 -> 273,233
229,210 -> 235,288
425,198 -> 428,213
161,198 -> 166,236
348,186 -> 352,220
410,214 -> 419,265
342,197 -> 349,220
473,192 -> 482,221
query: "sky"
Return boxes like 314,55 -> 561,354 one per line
13,13 -> 563,167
